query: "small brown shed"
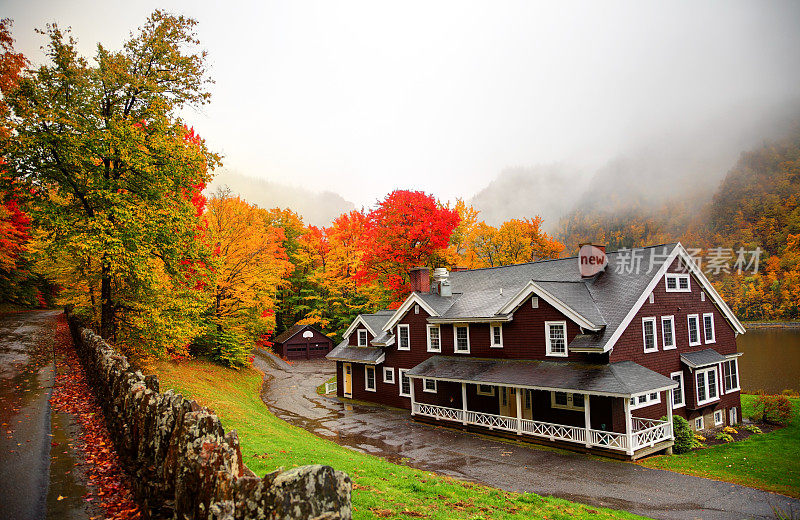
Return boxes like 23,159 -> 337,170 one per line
273,324 -> 334,360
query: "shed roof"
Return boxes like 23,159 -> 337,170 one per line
680,348 -> 729,368
272,324 -> 330,345
406,356 -> 677,397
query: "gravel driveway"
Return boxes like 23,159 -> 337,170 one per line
255,354 -> 799,520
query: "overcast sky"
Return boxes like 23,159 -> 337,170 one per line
6,0 -> 800,208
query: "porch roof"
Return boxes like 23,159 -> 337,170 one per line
406,356 -> 677,397
326,339 -> 385,365
680,348 -> 728,368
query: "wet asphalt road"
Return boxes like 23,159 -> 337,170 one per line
0,310 -> 95,520
255,355 -> 800,520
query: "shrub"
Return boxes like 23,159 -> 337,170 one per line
722,426 -> 738,435
751,392 -> 793,425
190,328 -> 251,368
670,415 -> 694,454
743,424 -> 763,434
781,389 -> 799,398
715,432 -> 734,443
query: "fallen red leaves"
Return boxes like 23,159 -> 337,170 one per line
50,315 -> 142,520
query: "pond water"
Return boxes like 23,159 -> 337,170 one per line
737,327 -> 800,394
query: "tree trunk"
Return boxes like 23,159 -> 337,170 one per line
100,258 -> 114,340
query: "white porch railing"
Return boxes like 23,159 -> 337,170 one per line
411,402 -> 671,453
324,381 -> 337,394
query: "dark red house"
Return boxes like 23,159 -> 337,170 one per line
327,243 -> 745,459
273,324 -> 333,360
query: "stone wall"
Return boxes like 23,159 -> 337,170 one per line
67,315 -> 351,520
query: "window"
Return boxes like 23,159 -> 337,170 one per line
551,391 -> 585,411
531,296 -> 539,308
703,313 -> 715,343
454,325 -> 470,353
665,273 -> 691,292
695,417 -> 704,430
723,359 -> 739,392
701,292 -> 706,302
399,369 -> 411,397
490,323 -> 503,348
629,391 -> 661,410
687,314 -> 700,346
649,293 -> 654,304
414,304 -> 419,314
476,384 -> 495,396
642,317 -> 658,352
729,407 -> 738,425
714,409 -> 723,426
357,329 -> 368,347
365,366 -> 376,392
524,389 -> 531,410
426,324 -> 441,352
545,321 -> 568,357
671,371 -> 685,408
397,324 -> 410,351
661,316 -> 675,349
423,378 -> 437,393
696,366 -> 719,406
383,367 -> 395,384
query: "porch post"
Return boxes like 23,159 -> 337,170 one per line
624,397 -> 634,456
410,378 -> 416,416
666,389 -> 674,438
584,393 -> 592,447
516,387 -> 523,435
461,382 -> 468,425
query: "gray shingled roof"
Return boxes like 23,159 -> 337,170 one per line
326,339 -> 385,364
360,310 -> 394,335
406,356 -> 677,396
680,348 -> 729,368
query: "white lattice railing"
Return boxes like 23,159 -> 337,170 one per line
465,410 -> 518,431
324,381 -> 337,394
632,420 -> 672,449
411,404 -> 673,453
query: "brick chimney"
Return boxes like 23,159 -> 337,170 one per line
408,267 -> 430,293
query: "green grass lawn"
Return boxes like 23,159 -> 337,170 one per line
639,395 -> 800,498
151,359 -> 647,520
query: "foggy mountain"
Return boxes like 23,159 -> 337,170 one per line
207,170 -> 356,227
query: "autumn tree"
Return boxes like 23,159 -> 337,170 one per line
465,217 -> 564,267
197,191 -> 291,365
356,190 -> 460,299
1,12 -> 219,353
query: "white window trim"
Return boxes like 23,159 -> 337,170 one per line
383,366 -> 395,384
714,409 -> 724,426
364,365 -> 376,392
665,273 -> 691,292
397,324 -> 410,351
630,391 -> 661,410
670,371 -> 685,409
661,316 -> 676,350
687,314 -> 701,347
357,328 -> 368,347
398,369 -> 411,397
723,358 -> 740,392
703,312 -> 716,344
642,317 -> 658,353
729,407 -> 738,425
476,384 -> 495,396
545,320 -> 568,358
695,416 -> 704,430
423,378 -> 437,393
551,391 -> 585,411
531,296 -> 539,308
696,366 -> 720,406
489,323 -> 503,348
453,324 -> 471,354
426,324 -> 441,353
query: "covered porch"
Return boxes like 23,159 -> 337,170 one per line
406,357 -> 677,459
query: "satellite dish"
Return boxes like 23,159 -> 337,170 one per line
302,330 -> 314,338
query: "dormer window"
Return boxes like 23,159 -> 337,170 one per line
665,273 -> 690,292
357,329 -> 368,347
545,321 -> 567,357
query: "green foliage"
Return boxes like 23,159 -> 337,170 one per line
750,392 -> 794,425
670,415 -> 695,454
715,432 -> 735,443
190,328 -> 251,368
742,424 -> 763,434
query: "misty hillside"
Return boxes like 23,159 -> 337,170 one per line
207,171 -> 356,227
